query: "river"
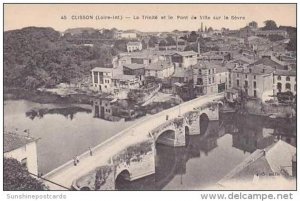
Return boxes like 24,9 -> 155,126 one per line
4,99 -> 296,190
4,99 -> 139,174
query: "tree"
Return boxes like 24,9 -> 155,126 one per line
248,21 -> 258,28
148,36 -> 159,47
207,27 -> 214,32
262,20 -> 278,30
4,158 -> 47,190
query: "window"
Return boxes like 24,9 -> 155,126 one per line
277,75 -> 281,80
199,69 -> 202,75
286,76 -> 290,81
245,74 -> 247,79
245,80 -> 248,88
209,69 -> 211,75
253,81 -> 256,88
254,90 -> 257,97
237,79 -> 240,87
209,78 -> 211,84
277,83 -> 282,92
286,83 -> 291,90
93,72 -> 98,83
212,77 -> 215,83
253,75 -> 256,80
237,73 -> 239,78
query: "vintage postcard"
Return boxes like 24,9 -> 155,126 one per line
2,3 -> 297,193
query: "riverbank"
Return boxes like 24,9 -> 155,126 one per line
4,87 -> 93,105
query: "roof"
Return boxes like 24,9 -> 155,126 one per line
91,67 -> 113,73
274,70 -> 296,77
123,63 -> 145,70
172,68 -> 193,78
248,57 -> 286,70
112,74 -> 137,81
127,41 -> 142,46
233,64 -> 274,75
172,51 -> 198,57
145,61 -> 173,70
193,61 -> 227,73
4,131 -> 37,153
218,140 -> 296,185
232,55 -> 255,64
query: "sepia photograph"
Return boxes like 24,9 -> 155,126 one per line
2,3 -> 297,193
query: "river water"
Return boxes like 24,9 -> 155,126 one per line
4,99 -> 296,190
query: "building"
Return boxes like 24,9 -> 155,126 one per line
193,62 -> 228,96
171,67 -> 193,84
123,63 -> 145,85
255,29 -> 288,38
145,61 -> 175,78
112,74 -> 142,90
273,70 -> 296,95
231,64 -> 274,100
91,67 -> 114,93
127,41 -> 143,52
4,131 -> 38,175
114,31 -> 137,39
171,51 -> 198,68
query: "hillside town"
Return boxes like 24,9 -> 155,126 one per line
4,18 -> 297,191
68,20 -> 297,121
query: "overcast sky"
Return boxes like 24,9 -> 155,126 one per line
4,4 -> 296,32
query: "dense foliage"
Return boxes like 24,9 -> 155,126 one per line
4,27 -> 119,89
4,158 -> 47,190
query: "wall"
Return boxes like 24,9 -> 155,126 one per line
4,141 -> 38,175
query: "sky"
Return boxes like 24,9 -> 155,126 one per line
4,4 -> 296,32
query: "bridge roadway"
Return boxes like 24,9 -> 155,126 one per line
43,93 -> 224,190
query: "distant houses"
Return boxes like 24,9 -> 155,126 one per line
127,41 -> 142,52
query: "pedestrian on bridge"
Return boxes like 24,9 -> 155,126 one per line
89,147 -> 93,156
73,156 -> 77,166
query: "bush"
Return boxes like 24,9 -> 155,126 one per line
4,158 -> 47,190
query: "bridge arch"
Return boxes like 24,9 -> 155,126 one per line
80,186 -> 91,191
156,129 -> 176,146
115,169 -> 131,190
199,113 -> 209,135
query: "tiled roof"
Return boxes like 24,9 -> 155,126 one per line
91,67 -> 113,73
274,70 -> 296,76
112,74 -> 137,80
4,131 -> 37,153
145,61 -> 173,70
218,140 -> 296,185
173,51 -> 198,57
233,64 -> 274,75
248,57 -> 285,70
127,41 -> 142,46
123,63 -> 145,70
172,68 -> 193,78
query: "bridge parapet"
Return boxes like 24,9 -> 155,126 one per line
46,93 -> 224,190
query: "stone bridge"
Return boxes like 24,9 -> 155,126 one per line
43,93 -> 224,190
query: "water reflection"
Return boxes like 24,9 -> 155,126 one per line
115,113 -> 296,190
26,107 -> 91,120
